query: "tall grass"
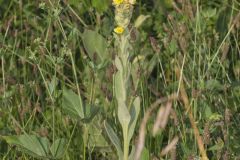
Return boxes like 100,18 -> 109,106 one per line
0,0 -> 240,159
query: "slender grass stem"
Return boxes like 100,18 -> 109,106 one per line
37,63 -> 55,143
1,56 -> 5,98
69,51 -> 84,115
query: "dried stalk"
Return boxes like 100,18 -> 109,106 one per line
134,93 -> 178,160
175,67 -> 209,160
160,136 -> 179,156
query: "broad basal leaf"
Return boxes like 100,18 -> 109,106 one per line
62,88 -> 84,119
82,104 -> 100,123
2,134 -> 49,158
87,120 -> 109,148
82,29 -> 108,64
50,138 -> 67,159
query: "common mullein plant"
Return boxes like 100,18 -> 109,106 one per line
104,0 -> 140,160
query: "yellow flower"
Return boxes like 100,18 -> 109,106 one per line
114,26 -> 124,34
113,0 -> 123,5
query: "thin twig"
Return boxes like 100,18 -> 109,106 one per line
135,93 -> 178,160
160,136 -> 179,156
153,101 -> 172,135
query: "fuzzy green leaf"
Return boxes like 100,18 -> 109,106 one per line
104,121 -> 123,159
128,96 -> 140,141
115,57 -> 123,73
118,100 -> 131,131
134,15 -> 150,28
115,71 -> 126,102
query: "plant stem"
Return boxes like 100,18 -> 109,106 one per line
123,125 -> 129,160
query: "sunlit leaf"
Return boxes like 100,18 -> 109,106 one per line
134,15 -> 150,28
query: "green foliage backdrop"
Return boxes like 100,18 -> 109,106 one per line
0,0 -> 240,159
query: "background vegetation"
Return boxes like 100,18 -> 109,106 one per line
0,0 -> 240,159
